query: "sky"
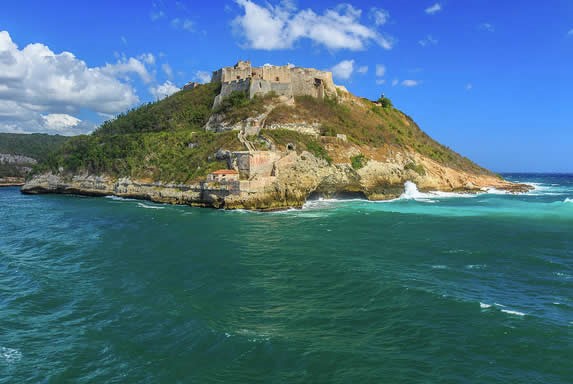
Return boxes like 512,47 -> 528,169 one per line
0,0 -> 572,172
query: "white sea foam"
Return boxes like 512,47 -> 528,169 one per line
400,181 -> 475,201
105,195 -> 135,201
565,198 -> 573,203
0,346 -> 22,364
501,309 -> 525,317
431,264 -> 448,269
480,302 -> 492,309
466,264 -> 487,270
483,187 -> 509,195
137,203 -> 165,210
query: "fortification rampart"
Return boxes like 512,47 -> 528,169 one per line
210,61 -> 338,107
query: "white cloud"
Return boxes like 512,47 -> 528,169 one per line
139,53 -> 155,65
150,80 -> 179,99
233,1 -> 394,51
194,70 -> 212,83
331,60 -> 354,80
171,18 -> 194,32
375,79 -> 386,85
392,79 -> 399,87
42,113 -> 81,131
0,30 -> 148,134
567,29 -> 573,37
375,64 -> 386,77
465,83 -> 473,91
425,3 -> 442,15
402,80 -> 420,87
162,63 -> 174,79
357,65 -> 368,74
101,56 -> 153,83
419,35 -> 438,47
370,8 -> 389,26
121,36 -> 128,45
478,23 -> 495,32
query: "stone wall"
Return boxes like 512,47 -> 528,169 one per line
210,61 -> 338,106
231,151 -> 280,179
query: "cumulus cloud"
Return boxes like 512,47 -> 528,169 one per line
331,60 -> 354,80
419,35 -> 438,47
194,71 -> 212,83
0,30 -> 148,134
162,63 -> 174,79
402,80 -> 420,87
370,8 -> 389,26
375,64 -> 386,77
233,0 -> 394,50
150,80 -> 180,99
375,79 -> 386,85
357,65 -> 368,74
425,3 -> 442,15
478,23 -> 495,32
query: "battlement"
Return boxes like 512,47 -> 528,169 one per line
211,61 -> 338,108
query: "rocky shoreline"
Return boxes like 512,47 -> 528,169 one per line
21,150 -> 531,211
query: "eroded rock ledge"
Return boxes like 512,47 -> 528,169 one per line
21,151 -> 531,211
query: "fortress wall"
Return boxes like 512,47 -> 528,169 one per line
249,80 -> 292,99
211,69 -> 223,83
213,79 -> 251,107
221,66 -> 252,82
231,151 -> 280,179
290,68 -> 337,99
261,66 -> 292,83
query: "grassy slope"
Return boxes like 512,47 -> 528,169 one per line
33,82 -> 492,184
35,83 -> 243,183
0,133 -> 69,178
0,133 -> 68,160
265,96 -> 493,176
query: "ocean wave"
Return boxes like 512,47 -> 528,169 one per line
137,203 -> 165,210
0,346 -> 22,364
565,198 -> 572,203
105,195 -> 135,201
400,181 -> 475,201
500,309 -> 526,317
480,302 -> 492,309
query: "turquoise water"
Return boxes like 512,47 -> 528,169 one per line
1,174 -> 571,383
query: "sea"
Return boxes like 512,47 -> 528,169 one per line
0,174 -> 571,383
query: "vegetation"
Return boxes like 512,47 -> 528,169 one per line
351,154 -> 367,170
404,162 -> 426,176
0,133 -> 68,161
266,95 -> 491,175
33,84 -> 243,183
264,129 -> 332,164
28,80 -> 492,183
95,82 -> 221,135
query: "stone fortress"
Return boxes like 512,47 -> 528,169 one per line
203,61 -> 349,198
211,60 -> 342,107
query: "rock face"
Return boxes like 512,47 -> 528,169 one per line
22,148 -> 530,210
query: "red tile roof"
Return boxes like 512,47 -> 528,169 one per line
211,169 -> 239,175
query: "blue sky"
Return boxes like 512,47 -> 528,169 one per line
0,0 -> 571,172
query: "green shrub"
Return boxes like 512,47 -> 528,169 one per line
351,154 -> 367,170
404,162 -> 426,176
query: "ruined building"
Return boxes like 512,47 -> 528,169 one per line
211,60 -> 340,107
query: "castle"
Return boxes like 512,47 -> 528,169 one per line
210,61 -> 340,107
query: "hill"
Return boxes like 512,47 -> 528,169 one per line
0,133 -> 68,185
22,65 -> 528,209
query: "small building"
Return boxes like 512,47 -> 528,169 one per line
207,169 -> 239,182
